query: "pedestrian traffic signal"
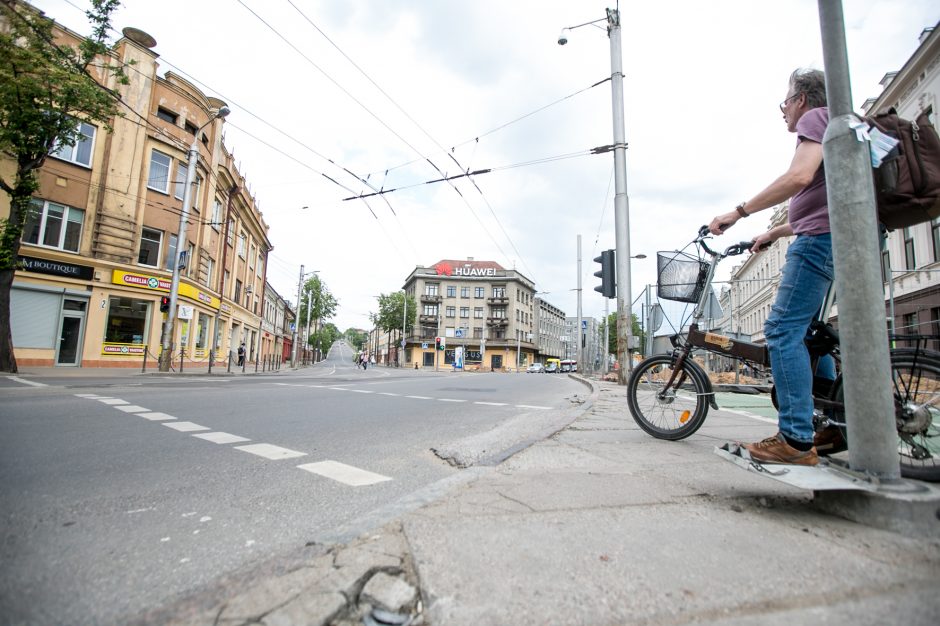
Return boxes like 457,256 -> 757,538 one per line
594,249 -> 616,298
159,296 -> 171,312
435,336 -> 445,350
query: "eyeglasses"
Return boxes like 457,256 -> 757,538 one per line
779,92 -> 802,112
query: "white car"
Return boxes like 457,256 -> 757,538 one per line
526,363 -> 545,373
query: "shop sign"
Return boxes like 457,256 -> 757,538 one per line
194,348 -> 207,359
178,305 -> 194,320
102,342 -> 146,356
111,270 -> 220,309
220,303 -> 233,314
18,255 -> 94,280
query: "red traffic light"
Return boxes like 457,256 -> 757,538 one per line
159,296 -> 170,312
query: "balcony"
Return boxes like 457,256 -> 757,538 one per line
486,317 -> 508,326
420,294 -> 442,303
418,314 -> 439,325
487,296 -> 508,305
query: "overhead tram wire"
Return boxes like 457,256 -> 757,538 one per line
283,0 -> 549,283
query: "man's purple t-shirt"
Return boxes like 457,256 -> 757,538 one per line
788,107 -> 829,235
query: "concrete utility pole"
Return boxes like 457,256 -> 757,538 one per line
291,265 -> 303,368
576,234 -> 583,374
817,0 -> 898,479
159,107 -> 230,371
607,9 -> 635,383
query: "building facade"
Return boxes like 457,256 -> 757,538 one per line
402,259 -> 536,370
534,297 -> 566,361
3,19 -> 274,368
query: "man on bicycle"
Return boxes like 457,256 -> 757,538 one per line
708,68 -> 836,466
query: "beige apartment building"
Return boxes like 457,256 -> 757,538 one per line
3,17 -> 273,368
402,259 -> 536,370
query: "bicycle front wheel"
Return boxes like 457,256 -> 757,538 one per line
627,354 -> 710,440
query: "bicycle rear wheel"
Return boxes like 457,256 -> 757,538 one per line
831,352 -> 940,481
627,354 -> 709,440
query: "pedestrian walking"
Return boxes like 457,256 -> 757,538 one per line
237,343 -> 246,367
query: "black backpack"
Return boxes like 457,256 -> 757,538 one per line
866,108 -> 940,230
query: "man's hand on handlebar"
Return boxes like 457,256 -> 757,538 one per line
750,231 -> 774,253
708,210 -> 740,235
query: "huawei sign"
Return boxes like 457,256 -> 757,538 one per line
432,260 -> 502,277
434,262 -> 454,276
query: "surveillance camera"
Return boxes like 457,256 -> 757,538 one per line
557,35 -> 567,45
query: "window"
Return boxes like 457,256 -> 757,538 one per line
104,297 -> 150,344
446,286 -> 456,297
164,233 -> 178,270
423,304 -> 438,316
493,286 -> 505,298
238,232 -> 247,258
234,279 -> 242,303
473,327 -> 483,339
22,199 -> 84,252
903,227 -> 916,270
881,249 -> 891,283
211,199 -> 223,231
932,217 -> 940,263
492,307 -> 506,318
186,243 -> 196,277
174,161 -> 186,200
460,307 -> 469,318
257,251 -> 265,276
156,107 -> 178,124
195,313 -> 210,350
426,283 -> 439,296
475,287 -> 484,298
184,120 -> 198,136
147,150 -> 172,193
205,257 -> 215,288
191,175 -> 202,212
223,270 -> 230,297
51,121 -> 96,167
226,218 -> 235,247
474,307 -> 483,318
138,228 -> 162,266
446,306 -> 456,318
461,287 -> 470,298
249,244 -> 256,270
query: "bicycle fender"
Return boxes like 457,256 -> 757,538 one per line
682,358 -> 719,410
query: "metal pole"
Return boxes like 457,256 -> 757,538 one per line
608,9 -> 634,383
159,138 -> 199,371
818,0 -> 898,479
401,292 -> 407,367
644,284 -> 651,357
305,284 -> 313,365
576,234 -> 583,374
603,297 -> 609,374
291,265 -> 303,368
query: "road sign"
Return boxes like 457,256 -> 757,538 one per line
455,328 -> 464,338
582,320 -> 587,329
400,339 -> 406,348
422,342 -> 429,349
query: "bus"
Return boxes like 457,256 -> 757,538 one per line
545,358 -> 561,373
560,359 -> 577,373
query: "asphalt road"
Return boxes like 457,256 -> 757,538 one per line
0,342 -> 586,625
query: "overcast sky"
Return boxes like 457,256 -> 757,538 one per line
30,0 -> 940,332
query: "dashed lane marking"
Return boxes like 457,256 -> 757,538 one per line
74,393 -> 103,398
378,392 -> 400,396
438,398 -> 467,403
297,460 -> 392,486
515,404 -> 552,410
349,389 -> 374,394
6,377 -> 47,387
162,421 -> 210,432
114,405 -> 150,413
192,432 -> 251,444
474,401 -> 507,406
234,443 -> 307,460
405,395 -> 432,400
136,412 -> 177,421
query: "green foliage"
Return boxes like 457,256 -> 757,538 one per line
373,291 -> 416,334
604,312 -> 643,354
344,328 -> 367,349
298,275 -> 337,325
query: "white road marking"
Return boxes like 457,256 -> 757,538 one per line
438,398 -> 466,403
192,432 -> 251,444
406,395 -> 432,400
722,407 -> 778,424
114,405 -> 149,413
475,401 -> 507,406
297,460 -> 392,486
162,421 -> 210,432
96,398 -> 129,405
234,443 -> 307,460
7,377 -> 47,387
378,392 -> 400,396
137,412 -> 176,421
328,387 -> 349,391
74,393 -> 103,398
515,404 -> 551,410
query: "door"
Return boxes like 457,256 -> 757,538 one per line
56,299 -> 87,366
490,354 -> 503,370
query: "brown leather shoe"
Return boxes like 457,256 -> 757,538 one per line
814,426 -> 847,456
743,433 -> 819,466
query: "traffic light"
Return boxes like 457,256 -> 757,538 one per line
435,336 -> 446,350
159,296 -> 170,312
593,249 -> 616,298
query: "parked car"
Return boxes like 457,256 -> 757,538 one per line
526,363 -> 545,373
544,362 -> 558,373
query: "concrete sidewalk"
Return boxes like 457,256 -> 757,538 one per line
151,377 -> 939,625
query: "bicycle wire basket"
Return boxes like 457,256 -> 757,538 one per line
657,250 -> 709,303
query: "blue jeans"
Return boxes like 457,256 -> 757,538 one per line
764,233 -> 834,444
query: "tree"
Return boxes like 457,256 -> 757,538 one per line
0,0 -> 126,372
374,291 -> 416,365
344,328 -> 367,349
605,312 -> 643,362
298,275 -> 337,360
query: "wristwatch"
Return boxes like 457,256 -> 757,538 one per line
735,202 -> 749,218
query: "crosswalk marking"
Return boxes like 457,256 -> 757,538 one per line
234,443 -> 307,460
114,405 -> 149,413
96,398 -> 129,405
74,393 -> 103,398
136,412 -> 176,421
192,432 -> 251,444
162,421 -> 209,432
297,460 -> 392,486
7,377 -> 47,387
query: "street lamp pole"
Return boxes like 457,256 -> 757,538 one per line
159,106 -> 230,372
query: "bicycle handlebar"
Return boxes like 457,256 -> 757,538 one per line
696,225 -> 760,258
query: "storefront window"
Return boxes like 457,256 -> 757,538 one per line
104,297 -> 150,343
196,313 -> 209,349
